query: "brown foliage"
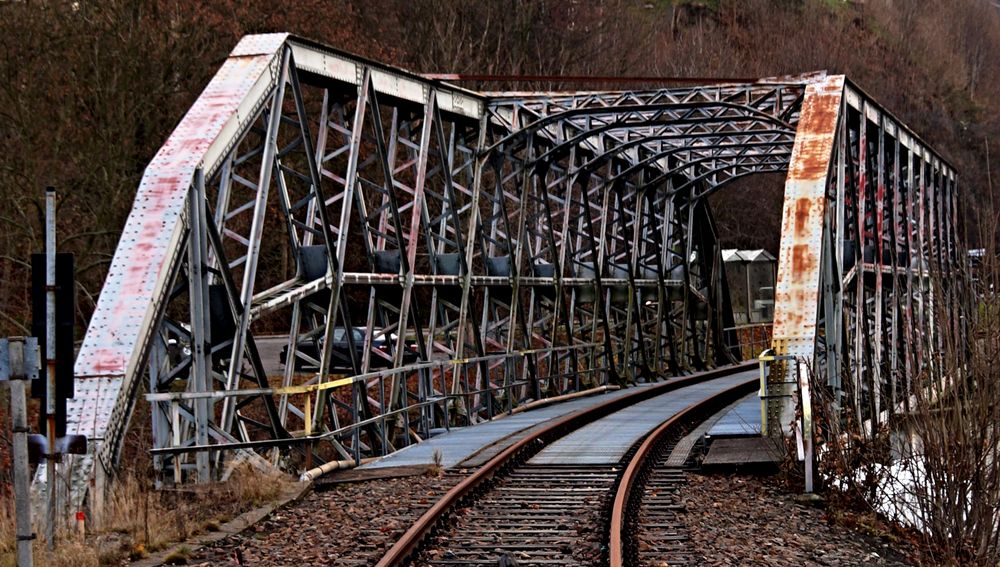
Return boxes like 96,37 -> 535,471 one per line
809,207 -> 1000,564
0,0 -> 998,335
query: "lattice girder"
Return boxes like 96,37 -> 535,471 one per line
50,35 -> 962,519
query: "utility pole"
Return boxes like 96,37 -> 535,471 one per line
2,337 -> 38,567
44,187 -> 57,550
26,187 -> 86,549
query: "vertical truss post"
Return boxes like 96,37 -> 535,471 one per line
188,168 -> 212,482
396,91 -> 435,434
221,48 -> 291,434
454,120 -> 487,409
148,339 -> 169,484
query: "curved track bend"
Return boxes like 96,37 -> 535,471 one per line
376,363 -> 758,566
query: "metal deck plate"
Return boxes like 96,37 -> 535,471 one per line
702,436 -> 785,468
528,370 -> 757,466
707,393 -> 762,437
358,385 -> 651,470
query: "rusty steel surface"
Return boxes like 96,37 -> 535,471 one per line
50,32 -> 964,520
770,77 -> 963,432
55,33 -> 291,507
769,76 -> 844,429
773,76 -> 843,341
75,33 -> 288,379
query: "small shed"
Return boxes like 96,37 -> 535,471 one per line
723,249 -> 777,324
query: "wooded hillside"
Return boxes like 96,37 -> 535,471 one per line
1,0 -> 997,336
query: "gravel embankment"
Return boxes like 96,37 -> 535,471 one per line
181,468 -> 916,566
188,468 -> 461,566
684,474 -> 914,566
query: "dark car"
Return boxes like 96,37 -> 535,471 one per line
279,327 -> 419,371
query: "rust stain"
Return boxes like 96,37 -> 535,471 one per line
774,286 -> 818,337
793,198 -> 812,237
790,243 -> 816,281
88,348 -> 126,375
72,35 -> 288,465
875,182 -> 885,264
773,289 -> 800,336
787,79 -> 843,182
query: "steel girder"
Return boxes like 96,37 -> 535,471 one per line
49,34 -> 961,514
769,78 -> 963,433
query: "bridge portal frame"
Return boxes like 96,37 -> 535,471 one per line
49,34 -> 962,518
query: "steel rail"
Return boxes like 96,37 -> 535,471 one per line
608,374 -> 759,567
375,361 -> 755,567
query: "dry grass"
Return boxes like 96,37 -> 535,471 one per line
0,493 -> 101,567
0,464 -> 292,566
425,448 -> 444,478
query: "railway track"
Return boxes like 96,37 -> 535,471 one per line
375,364 -> 757,567
420,464 -> 616,565
608,379 -> 752,567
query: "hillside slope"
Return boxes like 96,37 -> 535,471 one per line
0,0 -> 995,332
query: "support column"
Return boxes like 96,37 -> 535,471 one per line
188,168 -> 212,482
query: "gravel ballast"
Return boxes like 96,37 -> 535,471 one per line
683,473 -> 914,566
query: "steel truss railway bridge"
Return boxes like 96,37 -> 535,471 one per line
49,34 -> 964,515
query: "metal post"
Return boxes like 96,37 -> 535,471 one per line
148,338 -> 168,487
189,169 -> 212,483
221,48 -> 290,434
11,376 -> 34,566
745,258 -> 752,323
44,186 -> 57,550
758,349 -> 772,436
798,358 -> 814,493
6,338 -> 36,566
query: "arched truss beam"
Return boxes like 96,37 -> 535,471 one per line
610,145 -> 793,195
52,35 -> 962,515
529,120 -> 791,175
485,100 -> 795,158
577,132 -> 794,178
487,83 -> 804,157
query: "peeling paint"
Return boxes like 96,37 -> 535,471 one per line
793,198 -> 813,237
772,76 -> 844,343
786,80 -> 843,182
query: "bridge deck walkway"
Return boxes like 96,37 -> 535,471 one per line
359,368 -> 757,471
359,384 -> 644,470
528,370 -> 756,466
707,392 -> 762,437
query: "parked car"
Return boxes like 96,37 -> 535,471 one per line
280,327 -> 419,371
